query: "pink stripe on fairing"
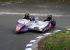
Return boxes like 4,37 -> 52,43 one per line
16,25 -> 22,31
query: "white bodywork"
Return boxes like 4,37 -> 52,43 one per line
18,19 -> 31,25
17,19 -> 49,31
29,21 -> 49,28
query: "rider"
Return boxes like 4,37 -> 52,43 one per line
23,13 -> 35,21
44,15 -> 52,21
47,15 -> 52,21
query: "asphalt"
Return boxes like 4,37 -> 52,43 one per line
0,3 -> 70,50
0,3 -> 70,15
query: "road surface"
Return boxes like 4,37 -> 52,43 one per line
0,3 -> 70,50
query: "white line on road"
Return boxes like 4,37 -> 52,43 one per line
54,30 -> 61,33
25,48 -> 32,50
26,44 -> 32,47
67,28 -> 70,30
36,36 -> 44,39
30,40 -> 36,43
43,33 -> 52,36
0,12 -> 64,16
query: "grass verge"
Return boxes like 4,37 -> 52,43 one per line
38,30 -> 70,50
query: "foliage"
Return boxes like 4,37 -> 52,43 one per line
38,30 -> 70,50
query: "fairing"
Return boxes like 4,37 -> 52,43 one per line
28,21 -> 50,31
